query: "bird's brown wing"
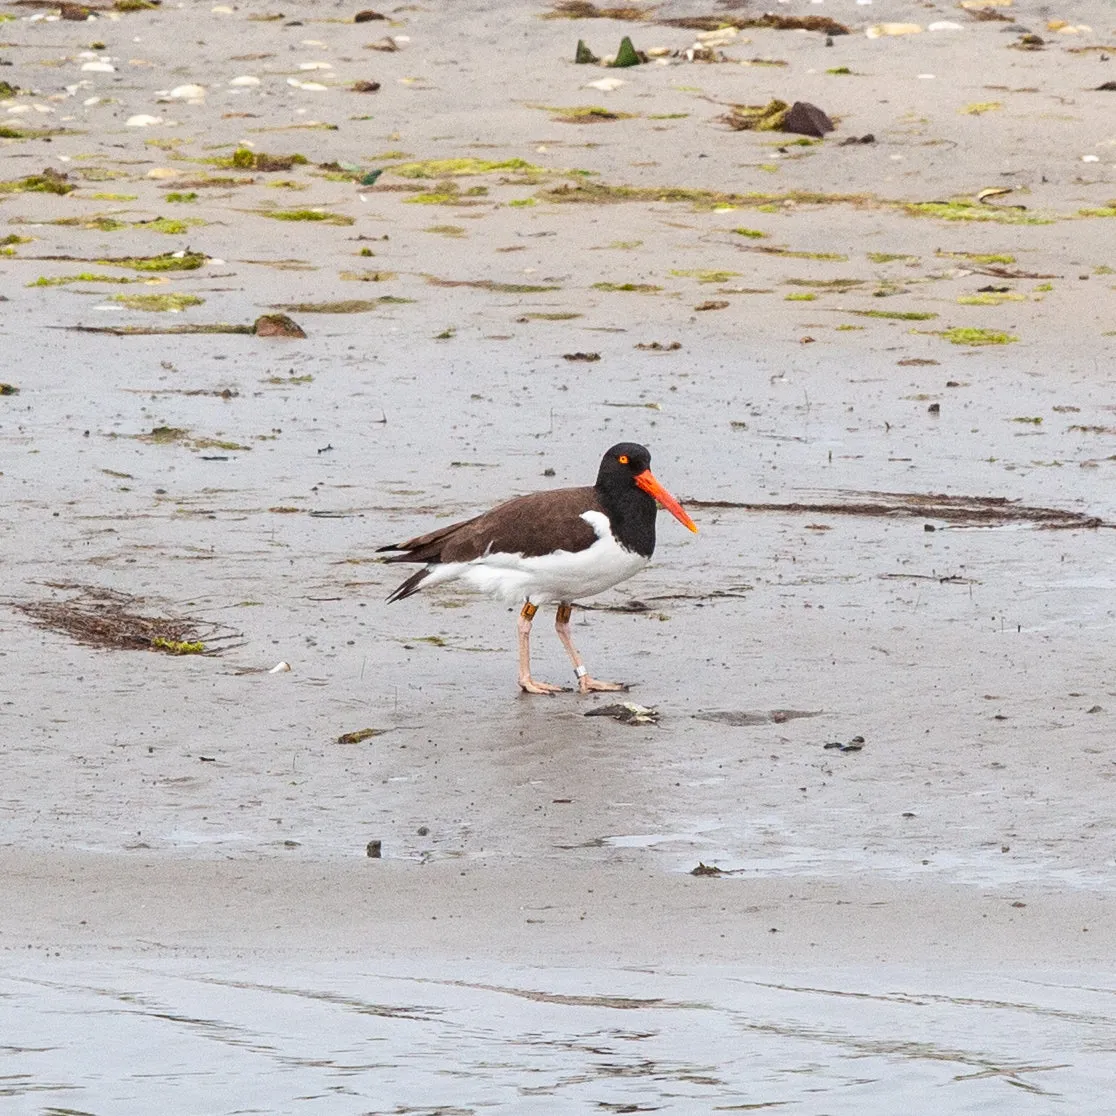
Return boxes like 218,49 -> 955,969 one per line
379,486 -> 603,564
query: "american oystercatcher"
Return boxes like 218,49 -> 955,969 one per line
379,442 -> 698,694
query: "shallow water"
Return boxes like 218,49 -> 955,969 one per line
5,959 -> 1116,1114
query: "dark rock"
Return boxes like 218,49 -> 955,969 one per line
782,101 -> 834,138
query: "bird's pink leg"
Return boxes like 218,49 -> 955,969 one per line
554,602 -> 628,694
518,602 -> 567,695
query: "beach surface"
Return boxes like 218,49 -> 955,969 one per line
2,1 -> 1116,1110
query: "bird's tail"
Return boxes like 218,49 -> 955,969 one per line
385,566 -> 432,603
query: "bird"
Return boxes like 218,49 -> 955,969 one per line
378,442 -> 698,694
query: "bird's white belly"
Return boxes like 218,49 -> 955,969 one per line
427,511 -> 650,604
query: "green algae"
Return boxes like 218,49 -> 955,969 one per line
904,200 -> 1051,225
787,277 -> 865,291
751,246 -> 849,261
849,309 -> 937,321
0,173 -> 75,196
152,637 -> 206,654
259,209 -> 355,225
97,251 -> 207,272
389,157 -> 544,179
112,293 -> 204,311
957,292 -> 1025,305
44,214 -> 204,234
938,327 -> 1018,345
548,105 -> 636,122
28,273 -> 137,287
670,269 -> 741,283
212,148 -> 309,171
936,250 -> 1017,264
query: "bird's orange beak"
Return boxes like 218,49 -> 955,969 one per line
634,469 -> 699,533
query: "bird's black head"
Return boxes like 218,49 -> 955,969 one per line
596,443 -> 652,489
594,442 -> 697,552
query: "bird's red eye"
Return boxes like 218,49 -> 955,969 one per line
618,454 -> 629,465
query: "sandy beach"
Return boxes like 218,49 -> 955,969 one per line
3,0 -> 1116,1109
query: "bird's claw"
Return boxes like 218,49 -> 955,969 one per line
578,677 -> 629,694
519,677 -> 570,696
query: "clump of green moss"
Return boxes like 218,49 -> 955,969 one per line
849,309 -> 938,321
142,426 -> 190,444
165,192 -> 198,203
0,171 -> 74,196
98,251 -> 207,272
938,327 -> 1018,345
541,181 -> 871,212
260,208 -> 355,225
670,269 -> 741,284
956,292 -> 1025,306
904,200 -> 1051,225
549,105 -> 636,123
936,250 -> 1016,264
787,277 -> 864,291
1,234 -> 32,256
143,216 -> 205,234
112,293 -> 204,311
592,281 -> 662,292
748,246 -> 848,261
152,637 -> 206,654
51,215 -> 128,232
389,157 -> 543,179
216,148 -> 309,172
29,273 -> 136,287
720,99 -> 790,132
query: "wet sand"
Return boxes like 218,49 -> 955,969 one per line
3,0 -> 1116,1109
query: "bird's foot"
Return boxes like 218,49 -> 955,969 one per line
578,676 -> 629,695
519,676 -> 570,696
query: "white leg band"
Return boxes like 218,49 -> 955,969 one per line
574,665 -> 588,678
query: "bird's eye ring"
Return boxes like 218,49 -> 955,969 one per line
618,454 -> 629,465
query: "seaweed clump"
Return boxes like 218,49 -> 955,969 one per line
11,584 -> 241,656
